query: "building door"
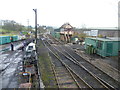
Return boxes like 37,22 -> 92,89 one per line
106,43 -> 113,56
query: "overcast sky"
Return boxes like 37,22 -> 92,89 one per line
0,0 -> 119,28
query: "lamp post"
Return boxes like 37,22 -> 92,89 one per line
33,9 -> 37,44
33,9 -> 41,88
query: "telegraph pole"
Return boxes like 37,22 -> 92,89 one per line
33,9 -> 37,44
27,19 -> 29,31
33,9 -> 41,88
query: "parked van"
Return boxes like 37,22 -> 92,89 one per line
24,42 -> 36,59
26,42 -> 36,52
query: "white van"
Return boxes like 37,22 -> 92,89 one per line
26,42 -> 36,52
24,42 -> 36,59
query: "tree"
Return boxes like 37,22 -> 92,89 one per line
37,26 -> 47,34
1,20 -> 28,32
72,32 -> 87,40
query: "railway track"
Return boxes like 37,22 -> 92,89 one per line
48,34 -> 120,73
42,39 -> 110,89
46,34 -> 120,89
73,48 -> 120,74
49,52 -> 79,88
42,40 -> 92,89
56,45 -> 119,88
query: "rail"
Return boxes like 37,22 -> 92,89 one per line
42,39 -> 92,89
42,39 -> 108,89
47,34 -> 119,89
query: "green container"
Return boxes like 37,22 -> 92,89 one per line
50,31 -> 55,38
0,36 -> 11,45
50,32 -> 60,39
0,35 -> 18,45
85,37 -> 120,57
12,36 -> 18,41
86,45 -> 95,54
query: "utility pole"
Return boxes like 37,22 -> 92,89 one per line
27,19 -> 29,31
33,9 -> 41,88
33,9 -> 37,44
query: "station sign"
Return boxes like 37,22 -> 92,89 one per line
90,30 -> 98,36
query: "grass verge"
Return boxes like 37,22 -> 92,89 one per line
38,40 -> 57,88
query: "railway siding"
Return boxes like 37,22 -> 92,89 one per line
44,35 -> 119,89
55,50 -> 107,88
59,46 -> 119,88
76,50 -> 120,82
44,40 -> 92,88
44,40 -> 108,89
45,42 -> 79,88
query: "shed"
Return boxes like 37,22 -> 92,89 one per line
85,37 -> 120,57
